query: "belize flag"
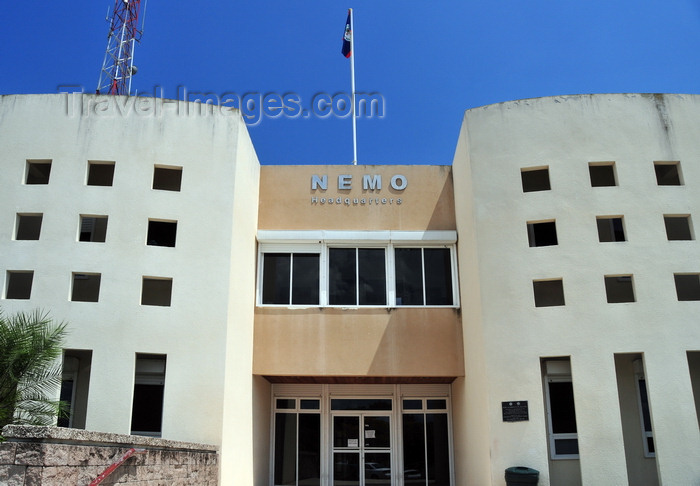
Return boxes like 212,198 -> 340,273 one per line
342,10 -> 352,58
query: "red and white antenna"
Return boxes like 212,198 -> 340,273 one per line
97,0 -> 147,95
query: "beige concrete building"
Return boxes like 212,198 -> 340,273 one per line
1,93 -> 700,485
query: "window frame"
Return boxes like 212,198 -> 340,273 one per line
635,372 -> 655,458
271,396 -> 322,486
256,231 -> 459,308
545,374 -> 579,460
261,250 -> 322,306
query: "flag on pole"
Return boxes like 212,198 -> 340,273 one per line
342,10 -> 352,58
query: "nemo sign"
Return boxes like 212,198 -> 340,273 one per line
310,174 -> 407,206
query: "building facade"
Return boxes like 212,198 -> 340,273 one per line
1,93 -> 700,485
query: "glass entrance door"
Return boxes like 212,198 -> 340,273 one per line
332,414 -> 391,486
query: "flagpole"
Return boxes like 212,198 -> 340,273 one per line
349,8 -> 357,165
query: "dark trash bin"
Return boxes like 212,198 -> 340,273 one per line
505,466 -> 539,486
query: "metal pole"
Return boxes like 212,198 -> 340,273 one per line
350,8 -> 357,165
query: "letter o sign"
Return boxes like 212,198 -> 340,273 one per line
390,174 -> 408,191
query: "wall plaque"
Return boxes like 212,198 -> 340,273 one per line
502,401 -> 529,422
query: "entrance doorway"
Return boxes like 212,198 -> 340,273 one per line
332,412 -> 391,485
270,384 -> 453,486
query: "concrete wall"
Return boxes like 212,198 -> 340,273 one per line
254,308 -> 463,378
0,94 -> 260,483
0,425 -> 218,486
453,94 -> 700,485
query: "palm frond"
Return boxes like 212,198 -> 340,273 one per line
0,309 -> 68,429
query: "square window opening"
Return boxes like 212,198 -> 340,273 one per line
26,160 -> 52,184
654,162 -> 682,186
6,271 -> 34,299
153,166 -> 182,192
131,354 -> 166,437
147,220 -> 177,247
79,216 -> 108,242
605,275 -> 635,303
664,215 -> 693,240
589,162 -> 617,187
533,279 -> 565,307
16,214 -> 43,240
597,216 -> 626,242
71,273 -> 101,302
521,167 -> 551,192
87,161 -> 115,186
527,221 -> 558,247
674,274 -> 700,301
141,277 -> 173,306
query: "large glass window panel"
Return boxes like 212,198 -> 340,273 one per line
402,414 -> 426,481
395,248 -> 424,305
334,416 -> 360,448
274,413 -> 297,485
549,381 -> 577,434
298,414 -> 321,486
263,253 -> 319,305
364,416 -> 391,448
331,399 -> 393,411
263,254 -> 291,304
333,452 -> 360,486
424,249 -> 453,305
291,254 -> 320,305
364,452 -> 391,486
358,248 -> 386,305
426,413 -> 450,486
329,248 -> 356,305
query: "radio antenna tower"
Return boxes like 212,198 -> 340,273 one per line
97,0 -> 147,95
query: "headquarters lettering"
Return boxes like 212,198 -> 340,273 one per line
310,174 -> 406,206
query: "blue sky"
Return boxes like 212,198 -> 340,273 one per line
1,1 -> 699,165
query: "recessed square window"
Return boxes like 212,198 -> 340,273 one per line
664,215 -> 693,240
527,221 -> 558,247
147,220 -> 177,247
87,161 -> 115,186
533,279 -> 565,307
654,162 -> 682,186
674,274 -> 700,301
597,216 -> 626,242
26,160 -> 52,184
605,275 -> 635,303
6,271 -> 34,299
141,277 -> 173,306
153,166 -> 182,192
521,167 -> 551,192
589,162 -> 617,187
16,214 -> 43,240
71,273 -> 101,302
79,216 -> 108,242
